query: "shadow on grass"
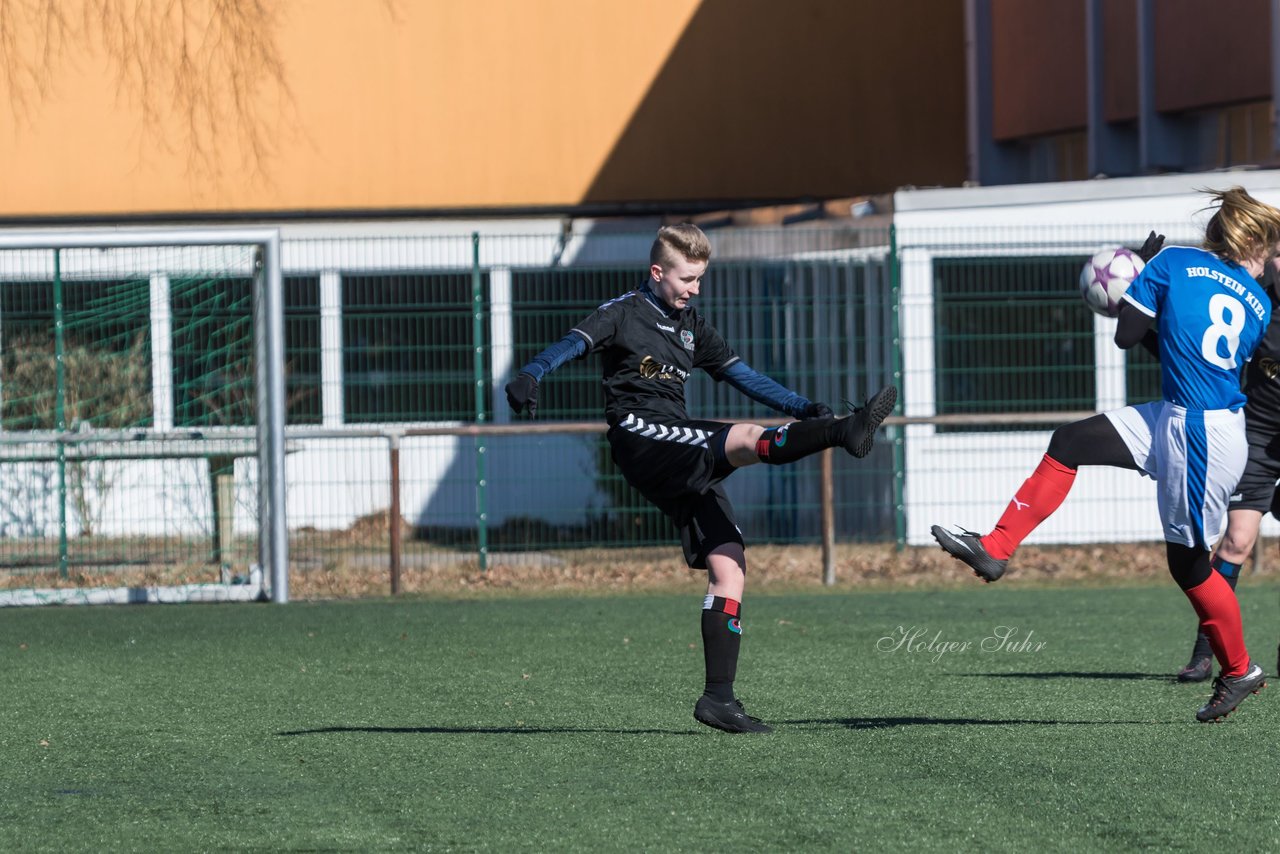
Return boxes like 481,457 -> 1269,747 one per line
782,716 -> 1163,729
956,671 -> 1175,681
277,725 -> 696,737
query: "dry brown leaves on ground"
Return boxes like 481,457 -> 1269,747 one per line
6,541 -> 1277,600
290,541 -> 1279,599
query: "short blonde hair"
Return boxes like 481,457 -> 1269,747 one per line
650,223 -> 711,269
1202,186 -> 1280,265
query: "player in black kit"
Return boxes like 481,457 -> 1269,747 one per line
504,223 -> 897,734
1176,259 -> 1280,682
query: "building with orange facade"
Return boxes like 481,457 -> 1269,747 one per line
2,1 -> 1278,217
0,0 -> 966,221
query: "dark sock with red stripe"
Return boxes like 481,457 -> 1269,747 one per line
701,595 -> 742,701
982,454 -> 1077,560
1184,571 -> 1249,677
755,420 -> 836,465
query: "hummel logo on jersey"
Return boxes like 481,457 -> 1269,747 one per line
656,323 -> 676,333
1012,497 -> 1029,510
619,413 -> 710,447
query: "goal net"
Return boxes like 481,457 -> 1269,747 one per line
0,229 -> 288,605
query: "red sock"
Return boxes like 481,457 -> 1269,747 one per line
1183,572 -> 1249,676
982,454 -> 1077,560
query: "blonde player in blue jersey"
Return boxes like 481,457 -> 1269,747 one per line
933,187 -> 1280,722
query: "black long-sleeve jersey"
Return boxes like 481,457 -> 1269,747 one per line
569,285 -> 740,427
1243,282 -> 1280,436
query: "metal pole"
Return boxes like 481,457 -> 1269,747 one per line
0,228 -> 289,253
888,224 -> 907,551
820,448 -> 835,586
53,250 -> 68,578
472,232 -> 489,571
256,235 -> 289,603
389,434 -> 402,595
0,409 -> 1090,446
254,250 -> 270,592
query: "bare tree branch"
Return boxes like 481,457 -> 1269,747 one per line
0,0 -> 71,125
1,0 -> 300,183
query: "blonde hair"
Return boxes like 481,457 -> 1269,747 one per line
1201,186 -> 1280,265
650,223 -> 711,269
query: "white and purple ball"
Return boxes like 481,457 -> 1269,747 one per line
1080,247 -> 1144,318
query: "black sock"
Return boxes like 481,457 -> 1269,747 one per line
701,595 -> 741,702
755,419 -> 837,465
1212,556 -> 1242,589
1193,556 -> 1242,658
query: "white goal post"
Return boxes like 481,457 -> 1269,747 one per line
0,228 -> 289,604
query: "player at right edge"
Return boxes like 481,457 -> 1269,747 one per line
932,186 -> 1280,722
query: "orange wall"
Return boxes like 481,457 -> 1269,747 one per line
0,0 -> 966,218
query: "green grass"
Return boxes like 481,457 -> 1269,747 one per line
4,582 -> 1280,851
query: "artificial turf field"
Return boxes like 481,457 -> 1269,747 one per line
4,581 -> 1279,851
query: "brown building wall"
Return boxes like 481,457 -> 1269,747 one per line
1102,0 -> 1138,122
988,0 -> 1270,138
990,0 -> 1087,140
0,0 -> 967,220
1154,0 -> 1270,112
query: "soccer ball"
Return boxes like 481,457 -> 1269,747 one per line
1080,247 -> 1144,318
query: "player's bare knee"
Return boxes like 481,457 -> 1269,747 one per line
1216,534 -> 1255,565
707,542 -> 746,569
723,423 -> 765,467
706,546 -> 747,598
1216,510 -> 1263,563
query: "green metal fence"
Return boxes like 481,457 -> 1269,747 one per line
0,220 -> 1224,593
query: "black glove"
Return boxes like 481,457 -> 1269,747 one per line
1135,230 -> 1165,263
799,401 -> 833,420
505,372 -> 539,418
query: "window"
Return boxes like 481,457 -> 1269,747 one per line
693,259 -> 891,419
511,267 -> 637,420
934,256 -> 1095,428
1,279 -> 153,430
284,278 -> 322,424
170,275 -> 321,427
342,272 -> 483,423
1125,346 -> 1161,405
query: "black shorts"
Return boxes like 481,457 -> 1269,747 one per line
1230,430 -> 1280,515
607,413 -> 744,569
